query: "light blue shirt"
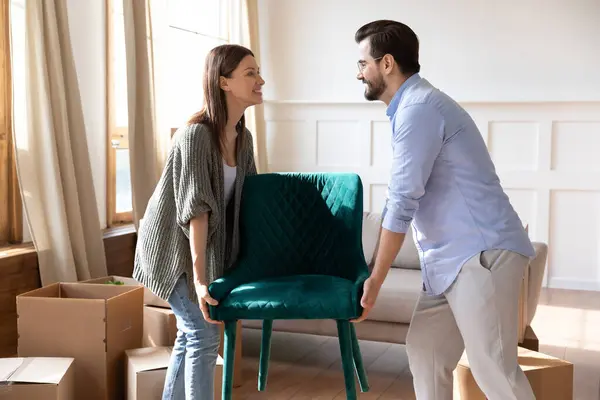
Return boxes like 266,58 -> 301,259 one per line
382,73 -> 535,296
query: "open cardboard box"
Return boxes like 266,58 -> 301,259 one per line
83,275 -> 170,309
0,357 -> 75,399
454,346 -> 573,399
126,347 -> 223,399
16,282 -> 144,400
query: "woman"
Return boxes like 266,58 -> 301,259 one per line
133,44 -> 263,399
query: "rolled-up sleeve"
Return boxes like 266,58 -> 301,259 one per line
173,127 -> 216,232
382,103 -> 445,233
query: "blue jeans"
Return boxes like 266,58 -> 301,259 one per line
162,275 -> 220,400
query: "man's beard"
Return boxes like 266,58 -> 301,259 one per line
363,77 -> 386,101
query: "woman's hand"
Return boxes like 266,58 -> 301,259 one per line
195,282 -> 222,325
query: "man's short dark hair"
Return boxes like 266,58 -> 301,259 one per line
355,20 -> 420,75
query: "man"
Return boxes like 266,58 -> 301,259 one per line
351,20 -> 536,400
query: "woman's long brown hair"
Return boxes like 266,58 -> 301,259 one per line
188,44 -> 255,157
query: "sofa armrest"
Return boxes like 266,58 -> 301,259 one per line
526,242 -> 548,326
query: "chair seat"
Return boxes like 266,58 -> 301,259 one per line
212,274 -> 360,321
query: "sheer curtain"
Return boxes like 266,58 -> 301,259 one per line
122,0 -> 171,229
12,0 -> 107,284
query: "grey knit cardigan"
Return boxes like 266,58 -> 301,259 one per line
133,123 -> 257,304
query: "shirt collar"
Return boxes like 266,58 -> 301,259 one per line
385,73 -> 421,119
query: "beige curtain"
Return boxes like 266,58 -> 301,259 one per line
231,0 -> 268,173
13,0 -> 107,285
122,0 -> 170,229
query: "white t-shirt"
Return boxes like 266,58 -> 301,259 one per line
223,161 -> 237,205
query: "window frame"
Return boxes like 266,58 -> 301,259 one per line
105,0 -> 133,227
0,0 -> 23,246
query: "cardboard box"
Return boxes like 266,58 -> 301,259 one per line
16,283 -> 144,400
455,347 -> 574,399
0,357 -> 75,399
142,308 -> 244,387
83,275 -> 171,309
143,306 -> 177,347
125,347 -> 223,399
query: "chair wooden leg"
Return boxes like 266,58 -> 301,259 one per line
222,320 -> 237,400
258,319 -> 273,391
234,321 -> 243,387
336,320 -> 357,400
349,323 -> 369,392
219,321 -> 244,388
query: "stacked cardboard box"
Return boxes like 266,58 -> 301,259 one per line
0,275 -> 239,399
14,282 -> 144,400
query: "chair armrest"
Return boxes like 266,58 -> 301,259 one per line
208,266 -> 256,302
207,264 -> 259,320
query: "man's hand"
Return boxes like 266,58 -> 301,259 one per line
195,282 -> 222,325
351,276 -> 384,323
351,227 -> 406,323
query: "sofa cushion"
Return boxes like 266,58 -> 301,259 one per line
367,267 -> 422,324
362,212 -> 421,269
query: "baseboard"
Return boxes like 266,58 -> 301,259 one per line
547,277 -> 600,291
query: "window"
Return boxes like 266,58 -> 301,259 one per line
106,0 -> 230,226
0,0 -> 23,245
106,0 -> 133,226
165,0 -> 229,128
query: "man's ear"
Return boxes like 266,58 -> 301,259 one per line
382,54 -> 395,75
220,76 -> 230,91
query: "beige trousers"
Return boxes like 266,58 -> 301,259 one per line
406,249 -> 535,400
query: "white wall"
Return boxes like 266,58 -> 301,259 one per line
257,0 -> 600,103
257,0 -> 600,291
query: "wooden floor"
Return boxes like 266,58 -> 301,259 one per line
230,288 -> 600,399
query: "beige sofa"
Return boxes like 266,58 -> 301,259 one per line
242,212 -> 548,347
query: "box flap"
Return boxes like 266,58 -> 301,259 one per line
458,346 -> 573,372
516,347 -> 573,371
126,347 -> 173,373
17,283 -> 60,298
61,282 -> 141,300
83,276 -> 171,309
0,357 -> 74,384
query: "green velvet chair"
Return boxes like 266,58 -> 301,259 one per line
208,172 -> 370,400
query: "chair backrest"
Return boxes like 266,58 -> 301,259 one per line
233,172 -> 368,283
